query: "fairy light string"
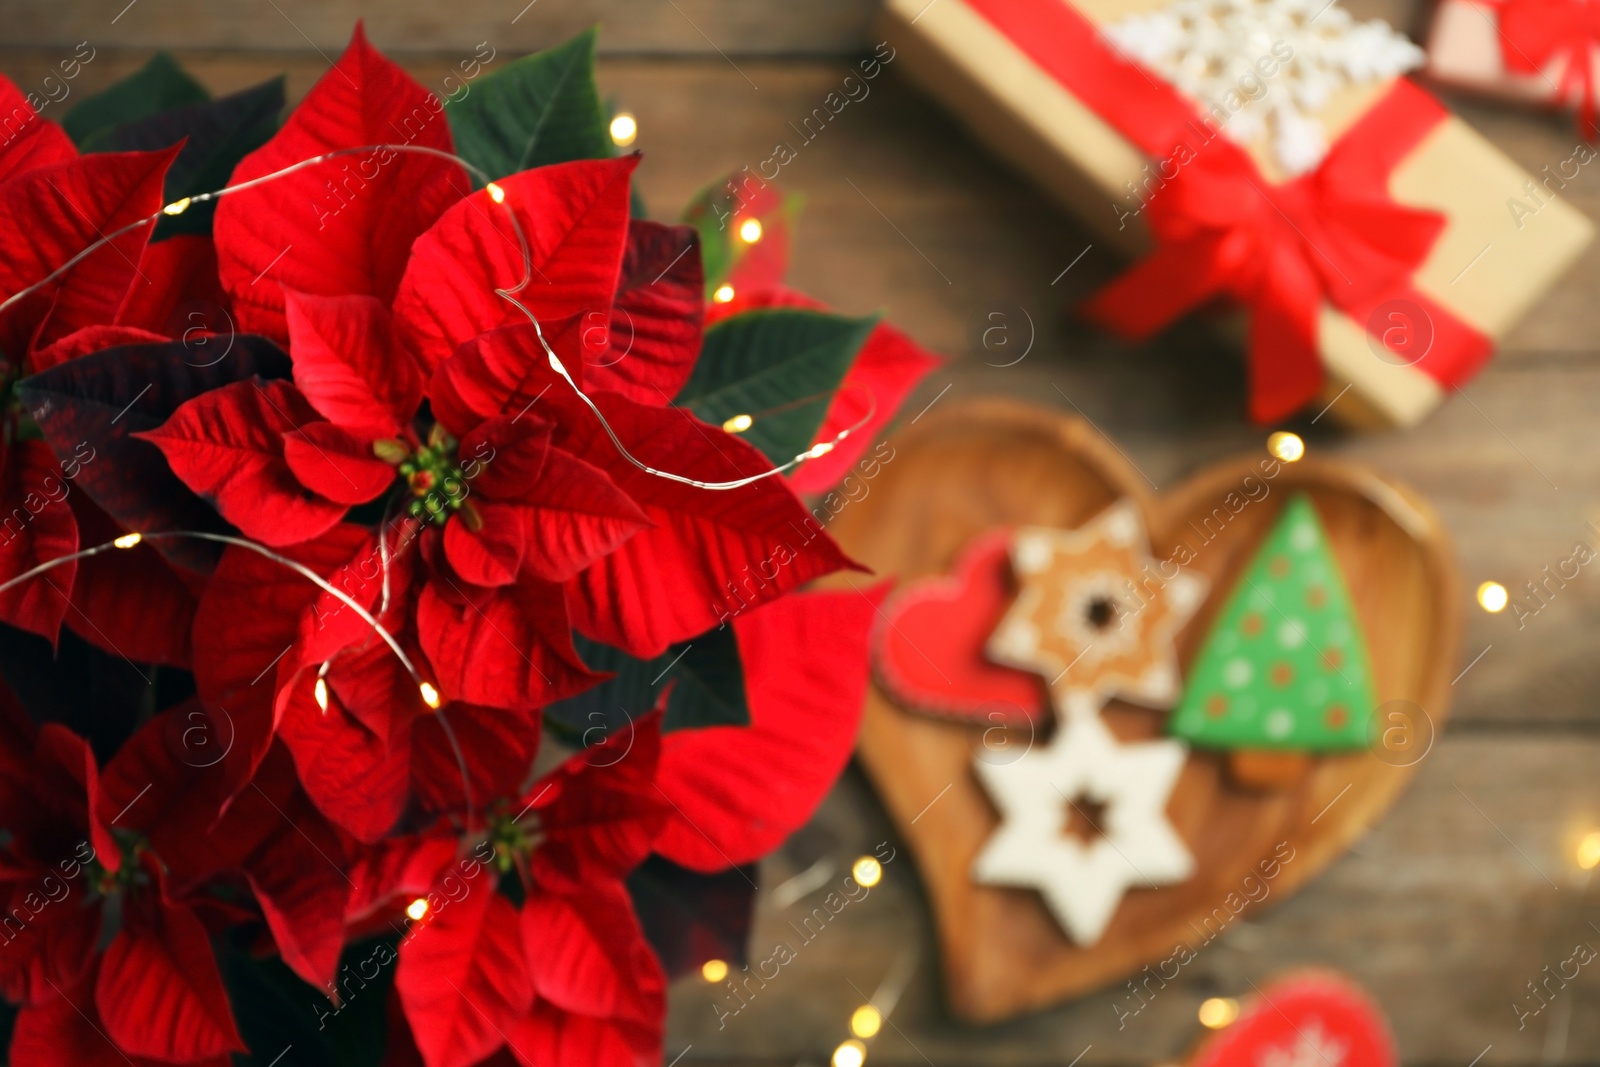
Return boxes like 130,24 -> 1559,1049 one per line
0,141 -> 878,486
1,529 -> 430,698
0,142 -> 878,829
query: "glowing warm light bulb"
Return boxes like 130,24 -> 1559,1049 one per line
406,898 -> 429,921
609,112 -> 638,147
850,1005 -> 882,1039
851,856 -> 882,888
1578,830 -> 1600,870
112,532 -> 142,549
701,959 -> 729,983
807,441 -> 836,459
419,682 -> 443,708
1198,997 -> 1240,1029
722,414 -> 753,433
739,218 -> 764,244
313,677 -> 330,712
1267,431 -> 1305,463
485,182 -> 506,204
1477,581 -> 1508,613
832,1039 -> 866,1067
713,284 -> 736,304
162,197 -> 192,216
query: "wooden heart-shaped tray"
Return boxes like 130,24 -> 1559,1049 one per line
825,399 -> 1460,1022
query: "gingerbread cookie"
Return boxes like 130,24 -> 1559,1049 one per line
1171,493 -> 1378,786
987,500 -> 1206,717
971,712 -> 1192,945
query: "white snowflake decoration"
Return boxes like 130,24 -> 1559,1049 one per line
1258,1019 -> 1350,1067
1102,0 -> 1424,174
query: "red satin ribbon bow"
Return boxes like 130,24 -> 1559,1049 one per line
965,0 -> 1493,422
1496,0 -> 1600,138
1086,89 -> 1457,421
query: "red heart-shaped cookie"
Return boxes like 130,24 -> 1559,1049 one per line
874,528 -> 1047,726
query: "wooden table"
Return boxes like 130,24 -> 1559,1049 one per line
4,1 -> 1597,1062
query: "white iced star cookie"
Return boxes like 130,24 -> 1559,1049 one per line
987,500 -> 1205,719
971,713 -> 1193,945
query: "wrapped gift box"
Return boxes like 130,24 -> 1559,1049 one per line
1426,0 -> 1600,131
882,0 -> 1593,427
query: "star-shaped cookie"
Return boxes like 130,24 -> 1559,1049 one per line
987,500 -> 1205,717
971,713 -> 1192,944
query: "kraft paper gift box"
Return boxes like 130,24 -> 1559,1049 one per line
881,0 -> 1593,427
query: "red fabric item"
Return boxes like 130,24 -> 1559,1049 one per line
965,0 -> 1491,421
1494,0 -> 1600,137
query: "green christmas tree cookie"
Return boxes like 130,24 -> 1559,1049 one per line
1172,494 -> 1377,759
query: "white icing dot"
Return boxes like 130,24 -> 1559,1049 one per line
1290,521 -> 1317,552
995,621 -> 1039,658
1277,620 -> 1306,649
1015,534 -> 1053,574
1167,574 -> 1204,612
1223,658 -> 1253,689
1265,709 -> 1294,739
1142,663 -> 1177,698
1104,506 -> 1140,546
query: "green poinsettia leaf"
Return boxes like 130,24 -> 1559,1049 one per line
219,946 -> 338,1067
445,26 -> 611,181
64,52 -> 209,148
1170,493 -> 1378,752
87,78 -> 284,237
660,626 -> 748,733
546,626 -> 749,742
682,183 -> 738,290
675,308 -> 877,465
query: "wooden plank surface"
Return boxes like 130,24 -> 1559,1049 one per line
4,8 -> 1600,1061
0,0 -> 881,56
671,737 -> 1600,1066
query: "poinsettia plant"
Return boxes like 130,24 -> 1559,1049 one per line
0,26 -> 935,1067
